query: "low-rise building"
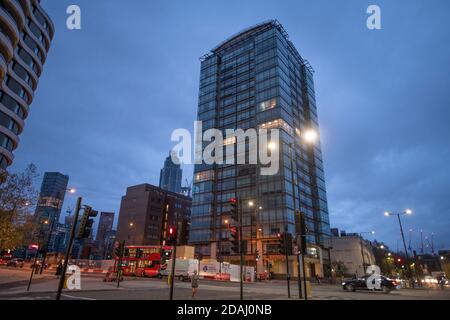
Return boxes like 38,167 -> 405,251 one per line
330,229 -> 376,277
116,184 -> 191,246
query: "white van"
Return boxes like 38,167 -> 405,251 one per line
160,259 -> 199,281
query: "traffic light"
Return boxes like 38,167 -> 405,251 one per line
277,232 -> 293,255
255,250 -> 260,261
298,212 -> 307,254
285,233 -> 293,256
229,198 -> 238,223
167,226 -> 177,245
76,206 -> 98,239
278,233 -> 286,255
114,241 -> 124,258
230,226 -> 239,254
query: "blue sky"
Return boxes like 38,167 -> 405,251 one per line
10,0 -> 450,252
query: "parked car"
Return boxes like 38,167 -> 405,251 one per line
342,275 -> 399,294
7,258 -> 24,268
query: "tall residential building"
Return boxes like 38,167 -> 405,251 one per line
188,20 -> 331,277
116,184 -> 191,246
96,211 -> 115,257
0,0 -> 54,170
159,153 -> 182,193
34,172 -> 69,245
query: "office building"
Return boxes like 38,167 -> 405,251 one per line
159,153 -> 182,193
0,0 -> 54,170
188,20 -> 331,276
96,211 -> 115,258
116,184 -> 191,246
34,172 -> 69,249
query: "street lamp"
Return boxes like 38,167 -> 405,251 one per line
268,141 -> 277,151
384,209 -> 414,287
289,128 -> 318,300
302,129 -> 318,144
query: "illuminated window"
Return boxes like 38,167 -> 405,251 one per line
195,170 -> 214,183
258,98 -> 277,112
259,118 -> 293,135
223,136 -> 236,146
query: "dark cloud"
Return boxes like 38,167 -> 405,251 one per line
10,0 -> 450,249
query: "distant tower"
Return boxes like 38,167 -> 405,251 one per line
34,172 -> 69,227
159,152 -> 182,193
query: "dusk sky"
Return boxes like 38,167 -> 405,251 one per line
9,0 -> 450,252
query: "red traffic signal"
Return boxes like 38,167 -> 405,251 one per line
229,198 -> 237,204
169,226 -> 177,236
28,244 -> 39,250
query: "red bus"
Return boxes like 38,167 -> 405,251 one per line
115,245 -> 172,278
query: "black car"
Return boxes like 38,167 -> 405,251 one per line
342,275 -> 399,294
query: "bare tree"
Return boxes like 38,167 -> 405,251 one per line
0,164 -> 39,250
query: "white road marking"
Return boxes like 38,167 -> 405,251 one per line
61,293 -> 96,300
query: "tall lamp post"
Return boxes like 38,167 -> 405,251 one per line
384,209 -> 414,287
286,128 -> 318,300
359,231 -> 375,276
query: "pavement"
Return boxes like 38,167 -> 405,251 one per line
1,267 -> 449,300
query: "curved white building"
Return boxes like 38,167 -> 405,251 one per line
0,0 -> 54,170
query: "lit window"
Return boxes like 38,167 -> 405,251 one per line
258,98 -> 277,112
195,170 -> 214,183
223,136 -> 236,146
259,118 -> 293,135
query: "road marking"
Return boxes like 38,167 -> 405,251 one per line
61,293 -> 96,300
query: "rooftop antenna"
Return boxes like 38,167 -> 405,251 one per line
431,233 -> 435,255
420,229 -> 424,254
180,177 -> 193,197
408,229 -> 413,254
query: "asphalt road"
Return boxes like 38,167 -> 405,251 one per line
1,267 -> 449,300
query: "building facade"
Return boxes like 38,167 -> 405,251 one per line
330,230 -> 376,277
159,153 -> 182,193
96,211 -> 115,258
0,0 -> 54,170
34,172 -> 69,251
188,20 -> 331,275
116,184 -> 191,246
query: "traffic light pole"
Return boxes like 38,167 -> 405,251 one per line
27,247 -> 40,291
169,240 -> 177,300
301,248 -> 308,300
239,199 -> 244,301
285,235 -> 291,299
116,240 -> 125,288
56,196 -> 82,300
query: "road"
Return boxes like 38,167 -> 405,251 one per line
1,267 -> 449,300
